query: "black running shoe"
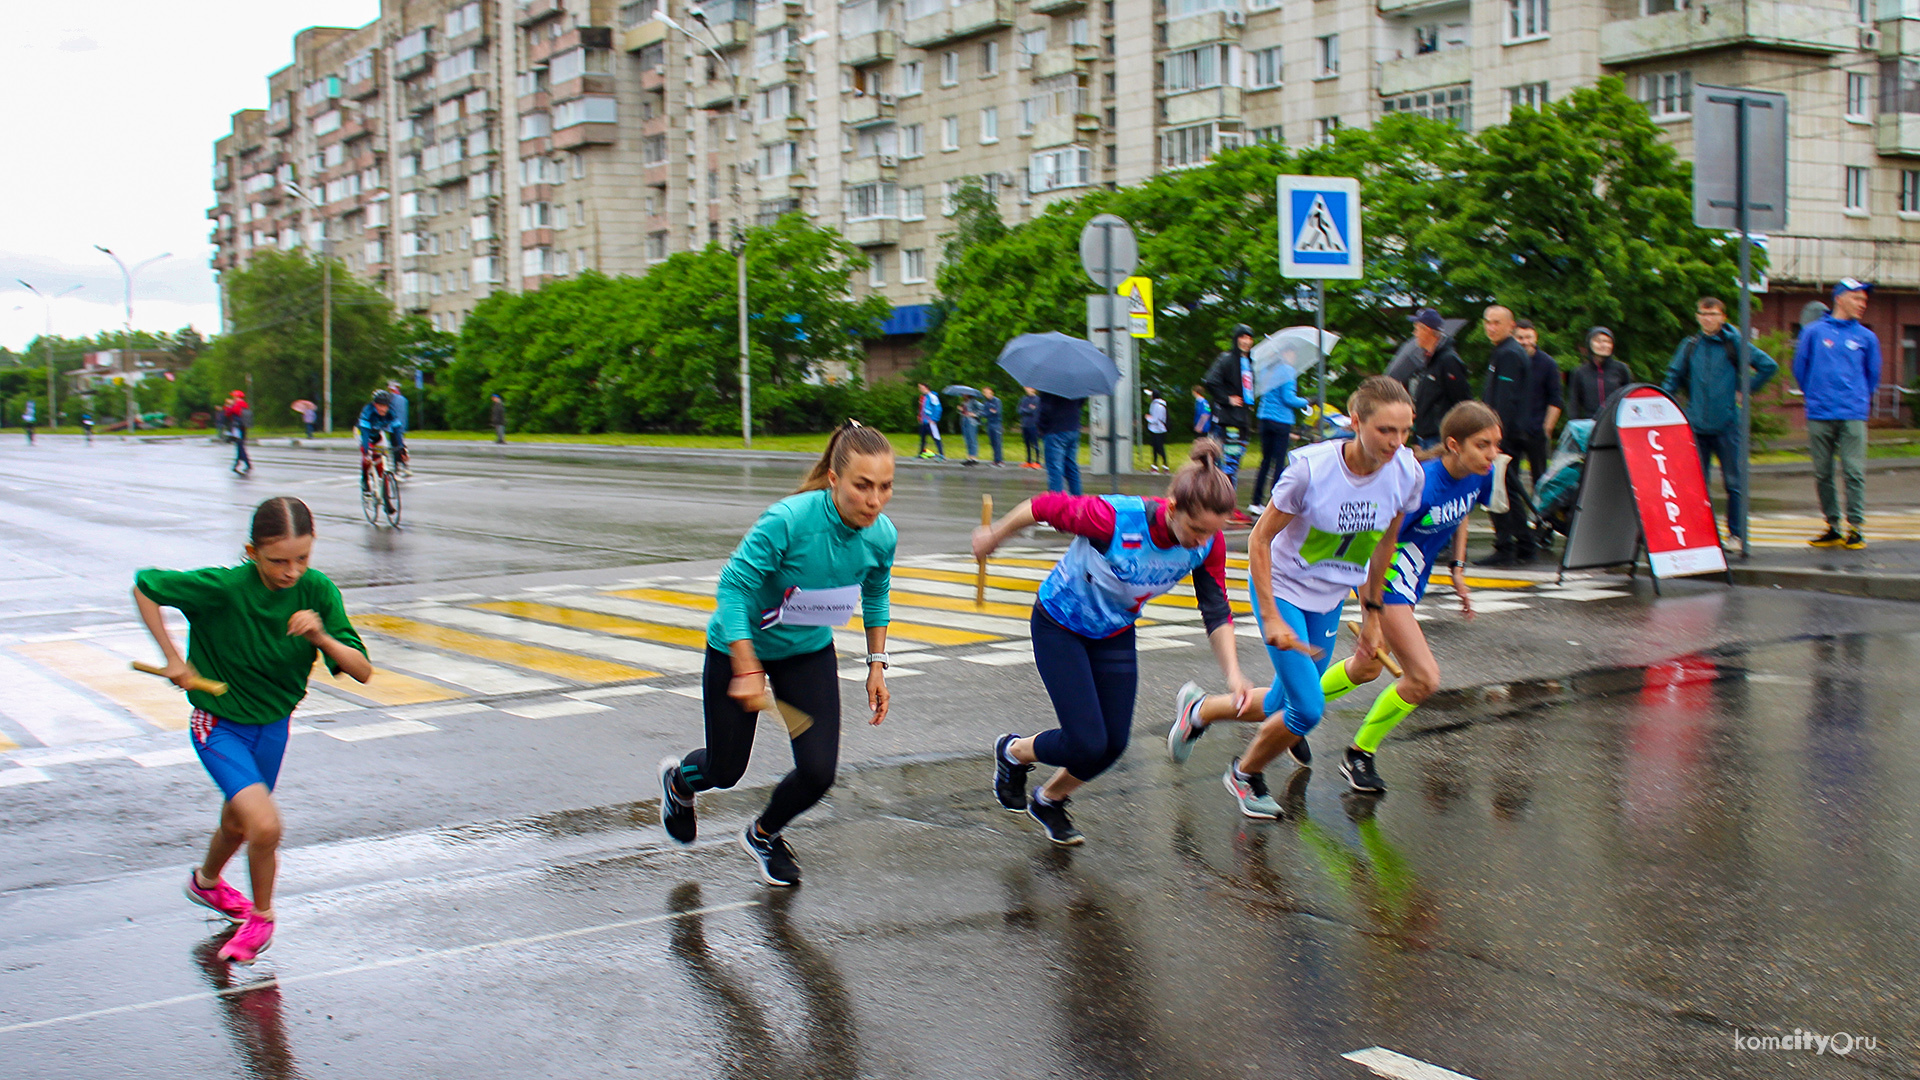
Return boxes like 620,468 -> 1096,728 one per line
1809,527 -> 1844,548
1026,795 -> 1084,846
659,756 -> 696,846
993,733 -> 1032,812
1288,738 -> 1312,767
1340,747 -> 1386,793
740,823 -> 800,886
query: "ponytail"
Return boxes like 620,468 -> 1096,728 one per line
1167,438 -> 1237,515
796,420 -> 895,492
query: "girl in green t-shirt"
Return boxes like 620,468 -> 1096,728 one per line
135,497 -> 371,963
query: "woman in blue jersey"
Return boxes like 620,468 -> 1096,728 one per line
1318,400 -> 1506,792
1168,376 -> 1421,818
977,442 -> 1247,845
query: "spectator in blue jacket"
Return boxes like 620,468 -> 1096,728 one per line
916,383 -> 944,460
1793,279 -> 1882,549
1660,296 -> 1777,546
1248,350 -> 1311,514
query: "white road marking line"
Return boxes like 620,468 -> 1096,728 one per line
0,652 -> 146,745
1341,1047 -> 1480,1080
363,640 -> 564,696
0,900 -> 758,1036
566,685 -> 661,700
294,693 -> 367,718
0,767 -> 52,787
396,605 -> 703,674
499,700 -> 613,719
959,653 -> 1033,666
521,583 -> 589,593
417,592 -> 487,603
987,642 -> 1034,652
661,686 -> 705,700
324,719 -> 439,742
129,748 -> 199,768
838,667 -> 922,681
387,702 -> 497,721
1137,639 -> 1195,651
14,747 -> 128,766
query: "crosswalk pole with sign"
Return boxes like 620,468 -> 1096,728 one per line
1277,175 -> 1363,442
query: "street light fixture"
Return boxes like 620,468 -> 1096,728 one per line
16,280 -> 82,432
93,246 -> 171,437
663,9 -> 755,448
284,181 -> 336,434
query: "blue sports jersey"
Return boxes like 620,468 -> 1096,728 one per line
1385,458 -> 1496,605
1037,495 -> 1214,638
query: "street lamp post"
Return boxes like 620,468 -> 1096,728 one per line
16,280 -> 82,433
286,182 -> 335,434
93,246 -> 171,436
663,9 -> 753,447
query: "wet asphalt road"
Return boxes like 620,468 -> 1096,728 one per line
2,437 -> 1918,1080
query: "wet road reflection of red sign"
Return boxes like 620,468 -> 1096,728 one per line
1614,388 -> 1727,579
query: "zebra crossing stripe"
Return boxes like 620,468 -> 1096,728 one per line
356,613 -> 665,682
0,651 -> 145,746
607,587 -> 716,612
475,600 -> 710,649
310,656 -> 466,707
9,640 -> 190,731
362,639 -> 563,696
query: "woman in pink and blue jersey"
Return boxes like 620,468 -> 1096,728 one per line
976,442 -> 1249,845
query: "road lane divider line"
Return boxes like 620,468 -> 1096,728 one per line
0,900 -> 759,1037
1341,1047 -> 1481,1080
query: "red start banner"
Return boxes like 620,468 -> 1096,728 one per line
1614,387 -> 1728,579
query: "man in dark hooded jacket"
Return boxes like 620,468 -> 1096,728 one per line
1203,324 -> 1258,516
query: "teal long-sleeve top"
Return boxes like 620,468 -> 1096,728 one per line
706,488 -> 897,659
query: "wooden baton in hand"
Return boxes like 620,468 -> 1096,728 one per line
1341,621 -> 1403,679
130,661 -> 229,696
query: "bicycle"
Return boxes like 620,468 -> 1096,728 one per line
361,443 -> 403,527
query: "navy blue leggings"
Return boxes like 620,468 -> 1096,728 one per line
1030,606 -> 1138,783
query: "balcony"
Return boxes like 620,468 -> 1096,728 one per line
1030,0 -> 1083,12
902,0 -> 1013,48
550,73 -> 617,101
554,122 -> 617,148
1030,114 -> 1087,149
623,18 -> 668,51
842,29 -> 897,66
1878,113 -> 1920,156
844,156 -> 896,184
395,50 -> 433,80
518,0 -> 567,26
1167,11 -> 1239,49
844,218 -> 899,247
531,26 -> 613,65
1165,87 -> 1241,125
1597,3 -> 1857,65
1379,47 -> 1471,97
697,81 -> 742,109
1032,46 -> 1092,80
346,76 -> 380,100
756,0 -> 791,30
845,94 -> 896,127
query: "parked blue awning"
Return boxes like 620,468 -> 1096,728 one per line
879,304 -> 932,336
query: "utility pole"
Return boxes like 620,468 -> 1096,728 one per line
286,182 -> 335,433
93,246 -> 171,436
17,280 -> 82,433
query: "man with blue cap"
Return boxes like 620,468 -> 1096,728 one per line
1793,279 -> 1881,549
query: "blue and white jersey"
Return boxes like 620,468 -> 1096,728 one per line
1038,495 -> 1214,638
1385,457 -> 1496,605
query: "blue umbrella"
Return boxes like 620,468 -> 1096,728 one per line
995,332 -> 1120,399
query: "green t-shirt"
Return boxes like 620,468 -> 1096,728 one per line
133,564 -> 367,724
707,489 -> 896,661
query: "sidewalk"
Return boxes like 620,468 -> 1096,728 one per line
1730,539 -> 1920,602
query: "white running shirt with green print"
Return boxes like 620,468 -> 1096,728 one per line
1265,440 -> 1423,612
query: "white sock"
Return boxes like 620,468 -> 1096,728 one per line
1000,738 -> 1024,766
1033,791 -> 1060,808
1233,765 -> 1256,784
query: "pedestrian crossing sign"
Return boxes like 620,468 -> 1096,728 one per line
1278,175 -> 1363,280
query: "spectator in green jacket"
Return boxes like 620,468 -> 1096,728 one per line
1660,296 -> 1777,546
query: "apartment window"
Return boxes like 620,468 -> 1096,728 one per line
1316,35 -> 1339,78
470,170 -> 498,197
1506,0 -> 1549,42
757,84 -> 797,122
571,154 -> 586,180
345,51 -> 375,84
523,247 -> 555,276
467,129 -> 491,156
1856,0 -> 1871,22
553,97 -> 617,129
1021,28 -> 1048,62
1847,72 -> 1872,121
903,248 -> 926,282
901,123 -> 925,157
436,48 -> 483,84
902,186 -> 926,219
446,2 -> 483,36
1643,0 -> 1684,11
1248,125 -> 1283,144
1507,81 -> 1548,113
1385,85 -> 1472,128
980,106 -> 999,143
520,111 -> 552,140
1845,166 -> 1869,212
848,182 -> 899,218
471,214 -> 492,240
1174,0 -> 1240,12
906,0 -> 944,17
324,143 -> 346,168
755,27 -> 792,68
1250,0 -> 1280,9
641,134 -> 669,165
440,137 -> 465,164
941,180 -> 958,215
550,47 -> 613,85
868,251 -> 887,287
981,40 -> 1000,76
941,51 -> 959,85
1029,145 -> 1094,192
901,60 -> 924,95
646,231 -> 668,261
314,110 -> 342,136
943,115 -> 960,150
1901,169 -> 1920,213
856,126 -> 899,157
1640,70 -> 1692,119
1249,46 -> 1283,89
521,202 -> 554,230
1162,124 -> 1216,168
842,0 -> 882,35
1164,45 -> 1229,92
759,141 -> 799,177
1312,115 -> 1339,146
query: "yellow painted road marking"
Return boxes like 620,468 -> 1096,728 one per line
310,658 -> 463,707
11,640 -> 190,730
476,601 -> 710,649
893,565 -> 1250,615
889,589 -> 1034,619
608,587 -> 718,612
356,614 -> 657,684
844,616 -> 1001,646
0,735 -> 16,752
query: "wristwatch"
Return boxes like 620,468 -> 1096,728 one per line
1361,599 -> 1384,613
1450,560 -> 1467,571
864,653 -> 891,668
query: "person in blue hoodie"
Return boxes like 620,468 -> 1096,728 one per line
915,383 -> 944,460
1249,347 -> 1312,515
1793,279 -> 1882,550
1660,296 -> 1777,547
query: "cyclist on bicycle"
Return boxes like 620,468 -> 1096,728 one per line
384,381 -> 412,476
357,390 -> 406,494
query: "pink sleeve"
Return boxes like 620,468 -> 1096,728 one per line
1031,493 -> 1117,547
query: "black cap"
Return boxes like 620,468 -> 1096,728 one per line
1409,308 -> 1444,331
1232,323 -> 1255,340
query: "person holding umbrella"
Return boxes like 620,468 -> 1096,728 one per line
291,400 -> 318,439
997,332 -> 1122,495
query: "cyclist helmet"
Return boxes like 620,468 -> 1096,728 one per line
372,390 -> 392,405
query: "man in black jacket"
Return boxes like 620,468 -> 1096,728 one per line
1398,307 -> 1471,449
1478,304 -> 1536,565
1565,327 -> 1631,422
1203,324 -> 1258,517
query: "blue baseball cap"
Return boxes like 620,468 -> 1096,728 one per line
1833,278 -> 1873,298
1408,307 -> 1445,331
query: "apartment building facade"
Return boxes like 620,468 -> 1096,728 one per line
211,0 -> 1920,396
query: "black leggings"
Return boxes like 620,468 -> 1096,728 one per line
680,645 -> 841,834
1251,419 -> 1291,503
1030,607 -> 1138,783
1147,430 -> 1167,467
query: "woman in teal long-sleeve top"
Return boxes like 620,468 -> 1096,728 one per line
659,421 -> 898,887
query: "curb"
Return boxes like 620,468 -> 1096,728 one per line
1730,566 -> 1920,602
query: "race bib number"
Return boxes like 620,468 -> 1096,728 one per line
763,584 -> 861,628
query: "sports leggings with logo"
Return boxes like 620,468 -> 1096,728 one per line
680,645 -> 841,834
1030,606 -> 1139,782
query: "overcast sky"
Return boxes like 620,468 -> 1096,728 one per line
0,1 -> 381,353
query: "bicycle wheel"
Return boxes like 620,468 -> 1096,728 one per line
361,469 -> 380,525
382,471 -> 402,526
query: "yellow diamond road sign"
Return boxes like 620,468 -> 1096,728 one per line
1118,277 -> 1153,339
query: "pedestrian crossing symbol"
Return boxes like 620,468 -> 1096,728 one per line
1278,175 -> 1363,280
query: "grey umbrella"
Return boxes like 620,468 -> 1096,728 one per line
941,384 -> 982,398
995,332 -> 1120,399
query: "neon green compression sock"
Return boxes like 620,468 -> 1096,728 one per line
1352,685 -> 1418,754
1321,660 -> 1359,703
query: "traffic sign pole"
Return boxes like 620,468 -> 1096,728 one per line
1277,176 -> 1362,441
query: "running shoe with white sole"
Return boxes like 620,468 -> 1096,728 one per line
1026,795 -> 1084,846
1168,681 -> 1208,763
741,823 -> 801,886
184,872 -> 252,922
993,733 -> 1032,811
1223,758 -> 1282,818
1340,746 -> 1386,793
1288,737 -> 1313,768
217,914 -> 275,963
660,756 -> 696,845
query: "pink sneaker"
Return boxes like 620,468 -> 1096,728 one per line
218,914 -> 275,963
184,872 -> 253,922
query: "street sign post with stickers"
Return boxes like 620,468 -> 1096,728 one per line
1277,176 -> 1362,434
